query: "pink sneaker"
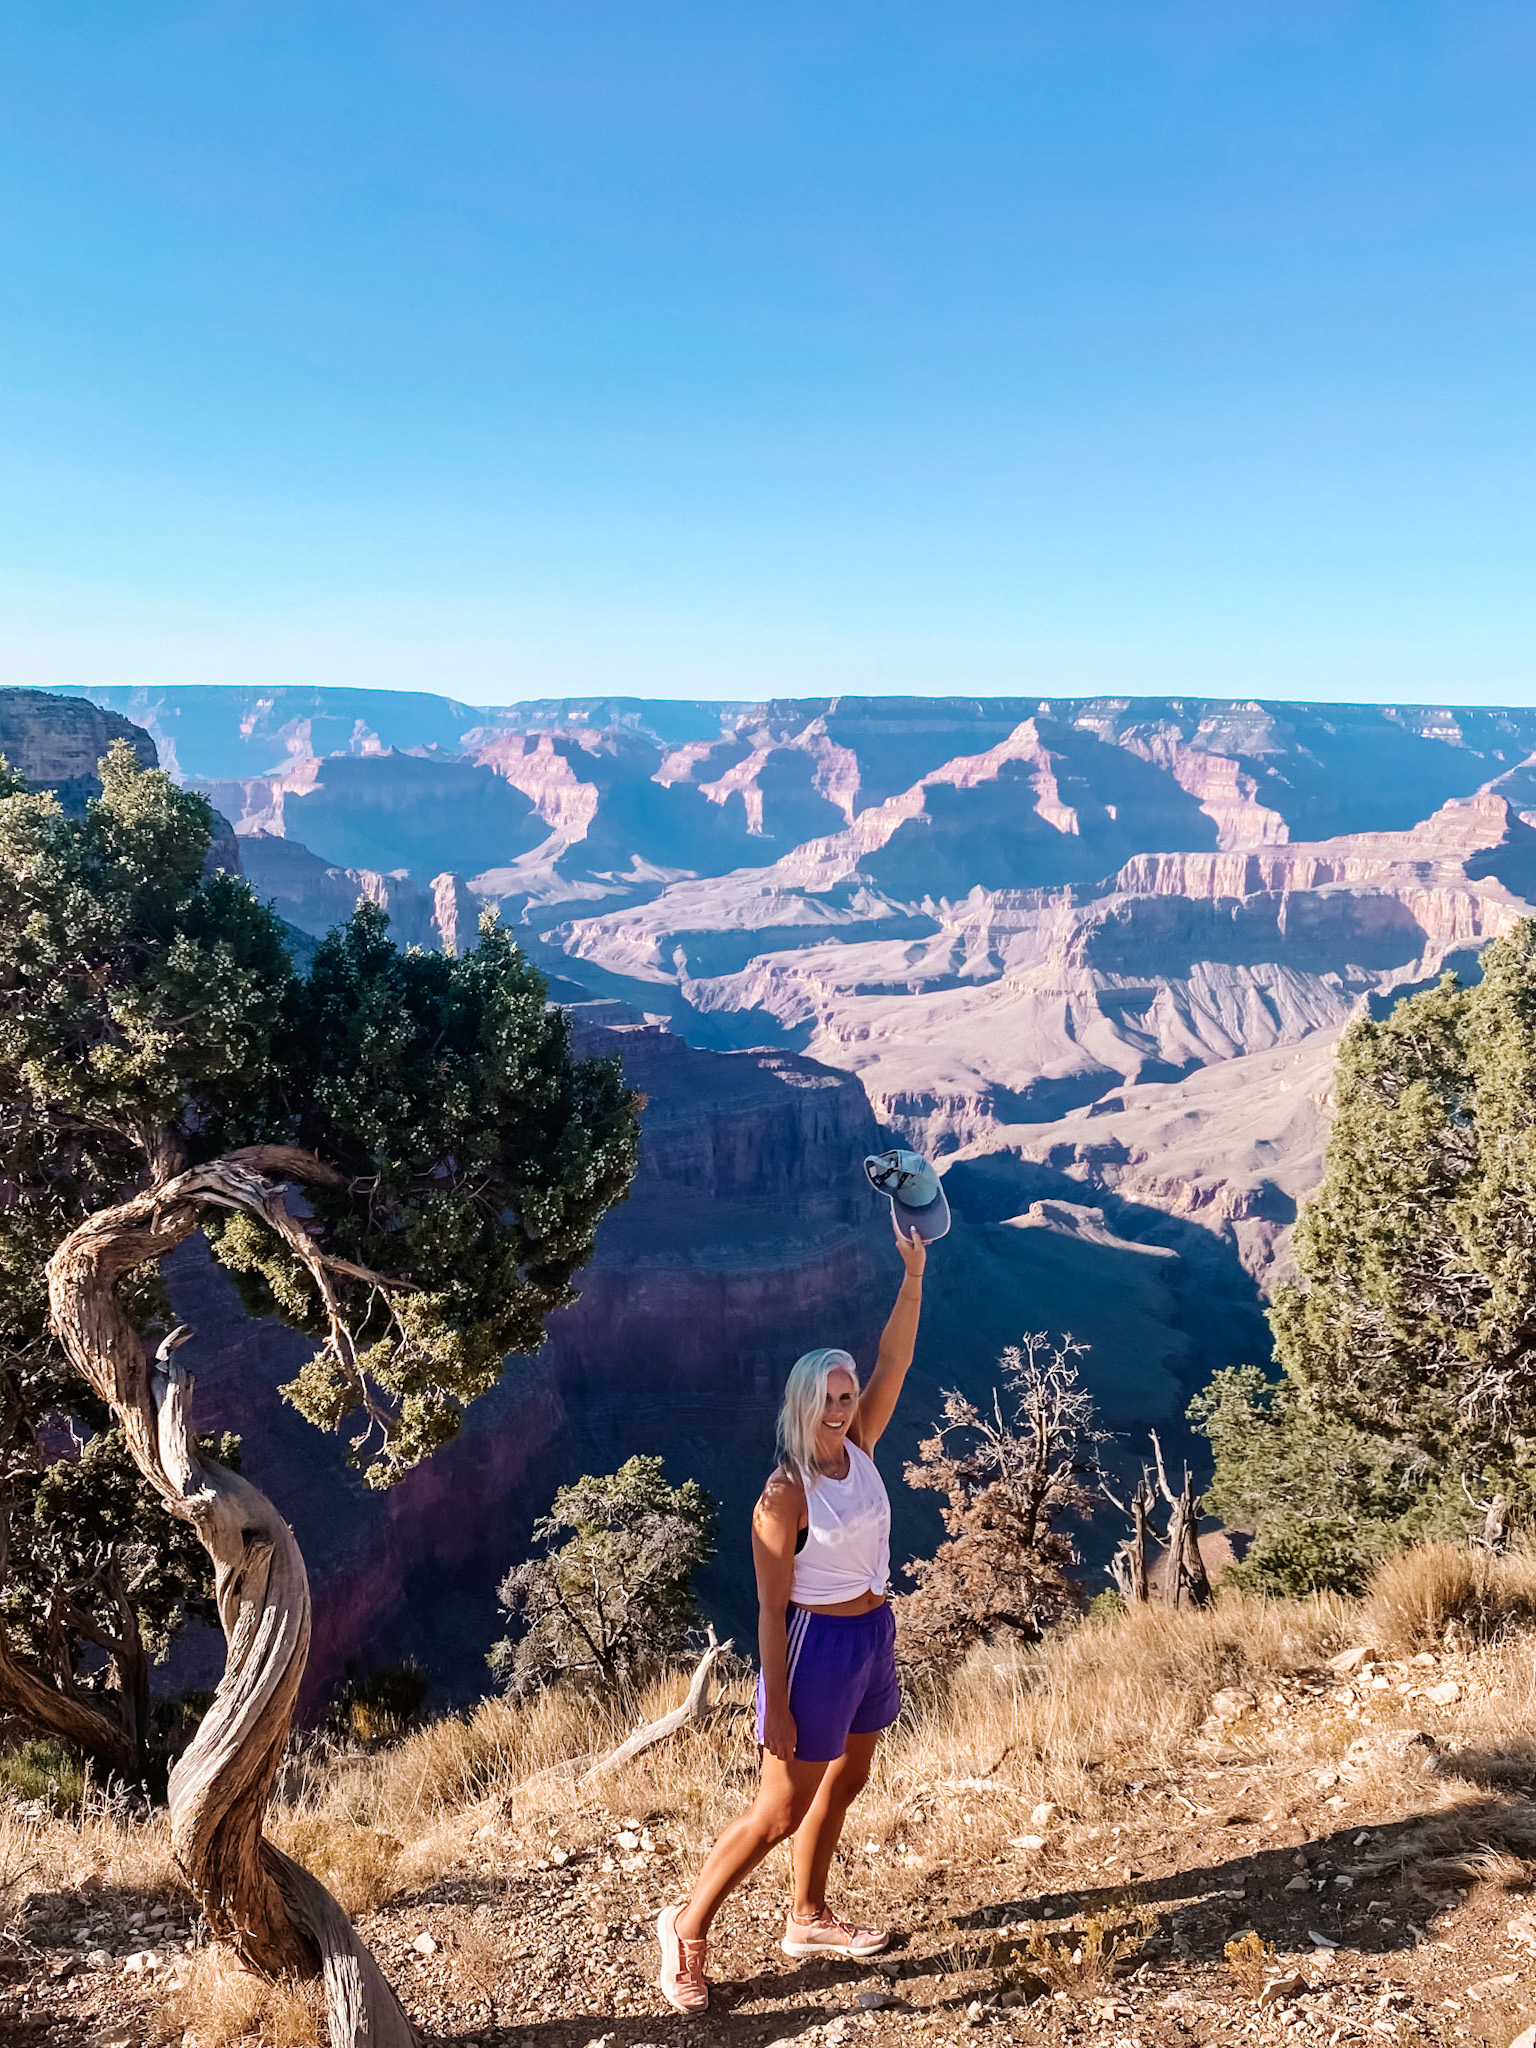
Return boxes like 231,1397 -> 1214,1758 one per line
781,1907 -> 890,1958
657,1902 -> 710,2011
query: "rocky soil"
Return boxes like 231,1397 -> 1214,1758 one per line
8,1644 -> 1536,2048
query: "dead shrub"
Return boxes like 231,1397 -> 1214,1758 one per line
456,1908 -> 513,2025
1224,1929 -> 1280,1991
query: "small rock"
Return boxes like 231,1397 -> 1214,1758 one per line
86,1949 -> 113,1970
1426,1681 -> 1461,1706
1411,1651 -> 1438,1668
1328,1645 -> 1381,1675
615,1830 -> 641,1850
1031,1802 -> 1058,1826
1211,1687 -> 1258,1721
87,2029 -> 139,2048
123,1949 -> 159,1976
858,1990 -> 904,2010
1307,1930 -> 1339,1949
1009,1834 -> 1047,1851
1259,1976 -> 1309,2010
1285,1876 -> 1311,1893
412,1932 -> 438,1956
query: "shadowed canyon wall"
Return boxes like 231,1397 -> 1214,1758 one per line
22,683 -> 1536,1698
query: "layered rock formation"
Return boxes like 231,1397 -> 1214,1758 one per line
31,681 -> 1536,1691
157,1011 -> 1253,1702
0,688 -> 156,814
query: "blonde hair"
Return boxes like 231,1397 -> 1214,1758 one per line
776,1347 -> 859,1491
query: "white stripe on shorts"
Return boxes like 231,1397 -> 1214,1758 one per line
785,1607 -> 812,1692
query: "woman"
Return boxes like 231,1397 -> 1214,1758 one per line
658,1220 -> 927,2011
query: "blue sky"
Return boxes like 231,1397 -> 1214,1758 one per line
3,3 -> 1536,705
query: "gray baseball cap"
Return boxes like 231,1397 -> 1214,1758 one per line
863,1148 -> 951,1242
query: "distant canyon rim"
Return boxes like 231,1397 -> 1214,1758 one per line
12,684 -> 1536,1698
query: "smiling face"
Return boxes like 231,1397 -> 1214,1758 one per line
814,1366 -> 860,1467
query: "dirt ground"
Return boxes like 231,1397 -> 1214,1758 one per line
8,1656 -> 1536,2048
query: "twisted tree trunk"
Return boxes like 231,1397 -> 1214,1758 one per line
46,1146 -> 419,2048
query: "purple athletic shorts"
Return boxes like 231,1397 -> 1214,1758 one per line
755,1602 -> 902,1762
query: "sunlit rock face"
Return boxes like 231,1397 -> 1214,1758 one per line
36,683 -> 1536,1692
0,687 -> 157,813
62,681 -> 1536,1291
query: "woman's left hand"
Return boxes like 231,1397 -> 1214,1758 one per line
894,1216 -> 927,1277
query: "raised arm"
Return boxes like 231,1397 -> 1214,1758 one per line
850,1221 -> 926,1453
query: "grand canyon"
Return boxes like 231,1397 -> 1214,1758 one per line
14,684 -> 1536,1704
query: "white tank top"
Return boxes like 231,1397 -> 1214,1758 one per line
790,1442 -> 891,1606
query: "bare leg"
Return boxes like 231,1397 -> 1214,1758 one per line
675,1750 -> 832,1941
789,1730 -> 880,1917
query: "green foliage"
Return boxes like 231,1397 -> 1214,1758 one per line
0,742 -> 641,1486
0,740 -> 639,1768
329,1659 -> 431,1748
4,1423 -> 238,1659
0,1332 -> 233,1777
490,1456 -> 717,1694
1190,1364 -> 1463,1596
1192,918 -> 1536,1593
0,1731 -> 85,1812
243,902 -> 640,1480
1271,921 -> 1536,1478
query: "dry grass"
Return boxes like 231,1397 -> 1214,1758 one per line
147,1946 -> 324,2048
0,1586 -> 1360,1942
269,1817 -> 404,1916
0,1793 -> 178,1903
9,1542 -> 1536,1990
1358,1540 -> 1536,1653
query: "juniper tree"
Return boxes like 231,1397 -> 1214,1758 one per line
490,1455 -> 716,1694
1196,918 -> 1536,1591
0,742 -> 640,2048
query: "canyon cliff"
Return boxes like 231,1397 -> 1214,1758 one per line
28,682 -> 1536,1697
